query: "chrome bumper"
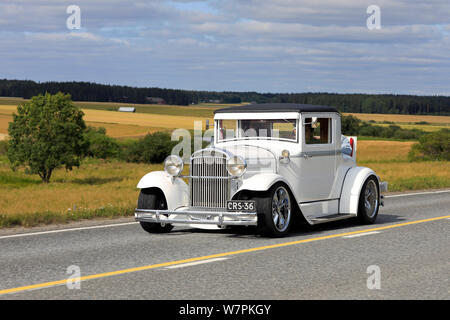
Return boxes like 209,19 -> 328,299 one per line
135,207 -> 258,226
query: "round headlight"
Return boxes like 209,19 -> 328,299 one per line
281,149 -> 290,159
164,155 -> 184,177
227,156 -> 247,177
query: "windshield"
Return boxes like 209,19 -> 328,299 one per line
217,119 -> 298,142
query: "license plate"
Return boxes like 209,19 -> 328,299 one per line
226,200 -> 256,212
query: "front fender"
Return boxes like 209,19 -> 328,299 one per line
339,167 -> 379,215
137,171 -> 189,210
233,173 -> 296,200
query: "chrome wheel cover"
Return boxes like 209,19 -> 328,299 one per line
364,180 -> 379,218
272,186 -> 291,232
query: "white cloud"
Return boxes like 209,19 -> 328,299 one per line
0,0 -> 448,94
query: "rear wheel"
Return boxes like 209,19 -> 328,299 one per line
357,176 -> 380,224
254,183 -> 293,237
138,188 -> 173,233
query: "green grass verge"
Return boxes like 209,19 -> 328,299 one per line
387,176 -> 450,192
0,206 -> 135,228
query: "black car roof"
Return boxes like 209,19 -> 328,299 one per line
214,103 -> 340,114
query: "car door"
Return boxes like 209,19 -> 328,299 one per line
297,113 -> 337,203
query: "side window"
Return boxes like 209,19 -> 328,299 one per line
305,118 -> 332,144
217,120 -> 237,141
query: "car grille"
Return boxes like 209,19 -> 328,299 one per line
190,153 -> 230,209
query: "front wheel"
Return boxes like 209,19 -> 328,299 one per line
254,183 -> 293,237
138,188 -> 173,233
357,176 -> 380,224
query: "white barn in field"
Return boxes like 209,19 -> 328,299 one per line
118,107 -> 136,112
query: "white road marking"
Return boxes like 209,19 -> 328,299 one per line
385,190 -> 450,198
164,258 -> 229,269
342,231 -> 381,238
0,222 -> 138,240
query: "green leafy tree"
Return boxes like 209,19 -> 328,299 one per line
83,126 -> 120,159
408,129 -> 450,161
7,92 -> 86,182
341,115 -> 361,135
123,132 -> 176,163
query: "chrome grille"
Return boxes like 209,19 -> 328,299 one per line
190,154 -> 230,208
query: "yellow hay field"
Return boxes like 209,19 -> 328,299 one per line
82,109 -> 213,130
0,105 -> 213,137
86,122 -> 167,138
357,140 -> 415,162
344,112 -> 450,124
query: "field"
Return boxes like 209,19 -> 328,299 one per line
0,104 -> 214,138
0,98 -> 449,228
356,140 -> 450,191
344,112 -> 449,132
1,98 -> 449,138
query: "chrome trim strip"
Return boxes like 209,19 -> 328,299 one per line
291,150 -> 341,158
182,175 -> 235,180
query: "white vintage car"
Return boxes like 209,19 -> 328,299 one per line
135,103 -> 388,237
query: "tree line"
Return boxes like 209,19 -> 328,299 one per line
0,79 -> 449,115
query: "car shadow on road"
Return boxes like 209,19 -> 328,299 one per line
284,213 -> 406,239
164,212 -> 406,239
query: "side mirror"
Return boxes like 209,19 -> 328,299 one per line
303,117 -> 319,128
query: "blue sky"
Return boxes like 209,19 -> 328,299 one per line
0,0 -> 449,95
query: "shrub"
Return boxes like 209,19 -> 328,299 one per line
359,124 -> 383,137
341,115 -> 361,135
0,140 -> 8,155
83,126 -> 120,159
408,129 -> 450,161
123,132 -> 176,163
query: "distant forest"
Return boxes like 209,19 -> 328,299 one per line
1,79 -> 449,115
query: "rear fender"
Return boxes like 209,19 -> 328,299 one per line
339,167 -> 379,215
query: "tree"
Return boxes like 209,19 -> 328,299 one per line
7,92 -> 86,182
341,115 -> 361,135
408,129 -> 450,161
83,126 -> 120,159
123,132 -> 176,164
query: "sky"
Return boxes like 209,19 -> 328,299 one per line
0,0 -> 449,95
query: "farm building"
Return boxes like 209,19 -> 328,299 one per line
118,107 -> 136,112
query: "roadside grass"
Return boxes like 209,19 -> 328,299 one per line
357,140 -> 450,191
0,159 -> 160,227
0,159 -> 191,228
366,162 -> 450,191
356,140 -> 415,162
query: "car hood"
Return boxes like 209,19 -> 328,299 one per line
203,145 -> 278,174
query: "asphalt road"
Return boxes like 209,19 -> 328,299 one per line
0,190 -> 449,300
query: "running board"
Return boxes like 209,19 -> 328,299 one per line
309,214 -> 355,225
